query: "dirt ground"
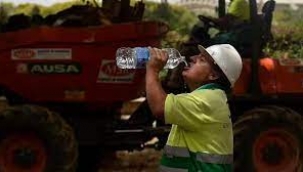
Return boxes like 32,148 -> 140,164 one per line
98,148 -> 163,172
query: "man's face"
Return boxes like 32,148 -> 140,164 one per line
182,53 -> 217,90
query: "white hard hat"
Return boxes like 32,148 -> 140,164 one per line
198,44 -> 243,87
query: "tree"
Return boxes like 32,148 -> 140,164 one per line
31,5 -> 40,16
0,3 -> 14,24
143,2 -> 197,48
264,8 -> 303,59
0,5 -> 8,25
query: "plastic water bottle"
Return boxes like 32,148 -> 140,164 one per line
116,47 -> 187,69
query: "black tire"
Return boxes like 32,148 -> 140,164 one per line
0,105 -> 78,172
234,105 -> 303,172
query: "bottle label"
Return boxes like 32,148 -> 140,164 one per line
135,47 -> 149,69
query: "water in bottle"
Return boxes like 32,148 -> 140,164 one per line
116,47 -> 187,69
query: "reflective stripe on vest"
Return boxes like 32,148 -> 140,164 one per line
164,145 -> 190,158
196,152 -> 233,164
164,145 -> 233,164
159,165 -> 188,172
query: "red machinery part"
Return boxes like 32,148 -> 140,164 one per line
0,133 -> 47,172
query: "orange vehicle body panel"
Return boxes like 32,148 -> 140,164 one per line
0,21 -> 166,104
233,58 -> 303,95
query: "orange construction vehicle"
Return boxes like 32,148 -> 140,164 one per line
0,1 -> 169,171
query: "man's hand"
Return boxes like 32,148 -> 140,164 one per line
146,47 -> 168,73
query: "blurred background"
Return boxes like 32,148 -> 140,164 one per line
1,0 -> 302,59
1,0 -> 303,171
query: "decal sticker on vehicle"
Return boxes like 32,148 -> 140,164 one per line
64,90 -> 85,101
16,63 -> 82,74
97,60 -> 135,83
16,63 -> 28,73
12,49 -> 72,60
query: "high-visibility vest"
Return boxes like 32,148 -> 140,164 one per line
161,83 -> 233,172
228,0 -> 250,21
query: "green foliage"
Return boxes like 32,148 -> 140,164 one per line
264,8 -> 303,59
12,3 -> 38,15
1,1 -> 84,17
39,1 -> 83,17
143,2 -> 197,48
274,8 -> 303,29
0,3 -> 14,23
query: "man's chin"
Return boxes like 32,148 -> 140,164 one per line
181,74 -> 188,83
181,71 -> 187,78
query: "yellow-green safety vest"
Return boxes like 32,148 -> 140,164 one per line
160,83 -> 233,172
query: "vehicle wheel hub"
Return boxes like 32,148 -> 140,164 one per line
14,148 -> 37,168
0,133 -> 47,172
253,128 -> 299,172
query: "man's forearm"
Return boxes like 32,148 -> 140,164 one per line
146,70 -> 167,120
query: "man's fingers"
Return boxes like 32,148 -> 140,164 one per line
150,48 -> 165,60
155,49 -> 163,60
161,49 -> 168,61
148,47 -> 168,65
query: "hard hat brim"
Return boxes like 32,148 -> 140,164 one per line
198,45 -> 213,61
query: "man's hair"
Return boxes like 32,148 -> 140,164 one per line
214,74 -> 231,92
212,64 -> 232,92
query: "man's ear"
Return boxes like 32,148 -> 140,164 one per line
208,73 -> 219,81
